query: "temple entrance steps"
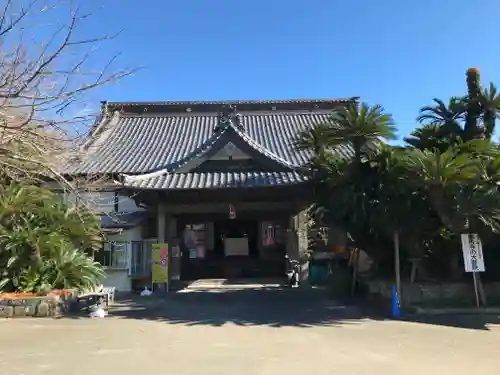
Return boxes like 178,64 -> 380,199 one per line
178,278 -> 286,293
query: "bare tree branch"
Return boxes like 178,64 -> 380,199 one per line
0,0 -> 138,201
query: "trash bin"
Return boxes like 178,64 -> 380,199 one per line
308,259 -> 329,284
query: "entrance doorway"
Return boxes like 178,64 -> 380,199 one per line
208,219 -> 258,279
213,219 -> 259,258
178,216 -> 286,280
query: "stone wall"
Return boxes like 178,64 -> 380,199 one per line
0,292 -> 76,318
367,280 -> 500,306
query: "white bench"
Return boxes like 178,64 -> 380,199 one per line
102,287 -> 116,305
76,292 -> 109,312
75,286 -> 116,312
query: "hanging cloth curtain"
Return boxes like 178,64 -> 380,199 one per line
263,223 -> 275,246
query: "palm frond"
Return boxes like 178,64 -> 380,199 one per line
402,147 -> 480,185
0,184 -> 104,293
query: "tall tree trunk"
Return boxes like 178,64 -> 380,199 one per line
464,68 -> 483,140
428,186 -> 464,230
393,230 -> 402,308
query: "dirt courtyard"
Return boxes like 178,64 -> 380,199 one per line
1,287 -> 500,375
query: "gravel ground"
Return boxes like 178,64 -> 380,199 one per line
1,287 -> 500,375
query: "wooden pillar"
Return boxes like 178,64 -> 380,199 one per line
154,200 -> 168,291
157,201 -> 166,243
167,215 -> 177,242
166,214 -> 181,281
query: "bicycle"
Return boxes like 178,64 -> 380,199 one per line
285,254 -> 300,288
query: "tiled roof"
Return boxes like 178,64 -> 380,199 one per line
68,110 -> 349,175
65,99 -> 356,190
121,171 -> 308,190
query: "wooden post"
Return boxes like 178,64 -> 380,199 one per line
393,231 -> 402,308
157,202 -> 166,243
472,272 -> 480,308
157,200 -> 167,292
350,248 -> 359,297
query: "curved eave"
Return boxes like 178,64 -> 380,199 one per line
116,171 -> 309,190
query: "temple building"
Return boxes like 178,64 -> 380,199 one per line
62,98 -> 354,291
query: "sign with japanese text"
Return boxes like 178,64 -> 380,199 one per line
151,243 -> 169,283
461,234 -> 485,273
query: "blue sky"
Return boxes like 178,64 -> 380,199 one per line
60,0 -> 500,139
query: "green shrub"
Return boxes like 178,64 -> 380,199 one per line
0,184 -> 104,293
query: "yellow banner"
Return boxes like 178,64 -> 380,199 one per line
151,243 -> 169,284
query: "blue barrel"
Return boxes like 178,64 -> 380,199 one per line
309,264 -> 329,284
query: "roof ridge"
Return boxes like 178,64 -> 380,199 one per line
117,109 -> 333,117
107,97 -> 357,106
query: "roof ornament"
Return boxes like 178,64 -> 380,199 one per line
215,103 -> 243,132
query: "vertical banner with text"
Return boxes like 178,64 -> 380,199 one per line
460,234 -> 485,273
151,243 -> 169,284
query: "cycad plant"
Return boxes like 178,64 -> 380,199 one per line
402,139 -> 500,304
0,184 -> 104,293
296,102 -> 397,235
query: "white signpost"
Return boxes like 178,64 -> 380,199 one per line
460,233 -> 485,307
461,234 -> 485,272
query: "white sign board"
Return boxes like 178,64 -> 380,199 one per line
461,233 -> 485,272
224,238 -> 249,256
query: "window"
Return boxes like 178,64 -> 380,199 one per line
101,241 -> 128,268
130,241 -> 151,276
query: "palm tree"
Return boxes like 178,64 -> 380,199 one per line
297,102 -> 407,297
417,98 -> 464,127
480,82 -> 500,139
297,102 -> 397,219
402,142 -> 500,305
297,102 -> 397,236
416,98 -> 464,144
404,123 -> 455,152
369,146 -> 412,302
295,122 -> 331,156
414,69 -> 499,146
403,148 -> 480,228
297,102 -> 397,163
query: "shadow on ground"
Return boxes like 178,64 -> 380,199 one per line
66,286 -> 500,330
403,313 -> 500,330
103,287 -> 368,328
